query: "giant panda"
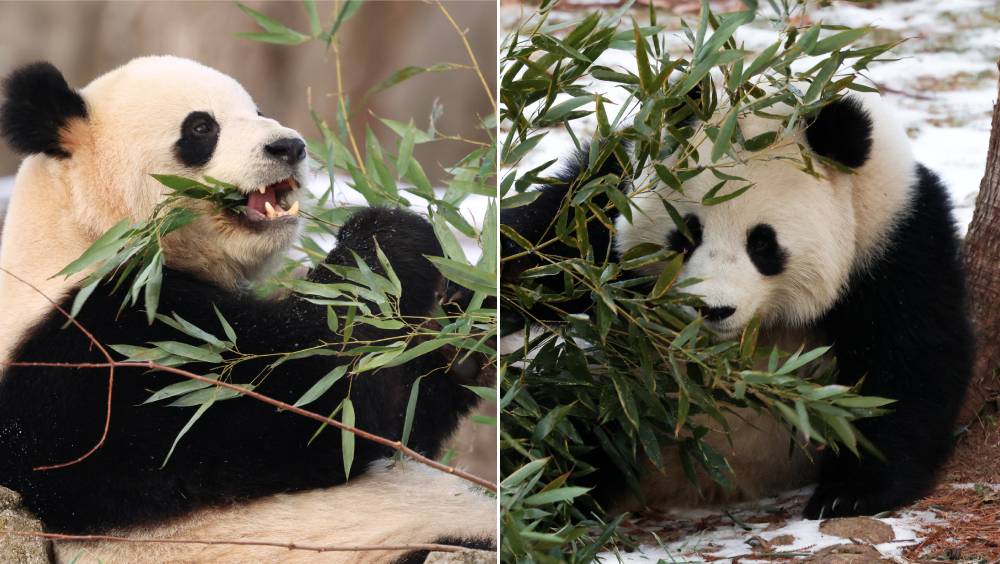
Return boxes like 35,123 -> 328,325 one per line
0,56 -> 495,562
500,91 -> 973,519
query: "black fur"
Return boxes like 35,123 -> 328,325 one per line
666,214 -> 702,261
746,223 -> 787,276
391,535 -> 496,564
805,97 -> 874,168
0,207 -> 484,533
804,164 -> 972,518
174,111 -> 220,167
0,62 -> 87,158
499,144 -> 629,329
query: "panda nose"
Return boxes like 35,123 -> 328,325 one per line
264,138 -> 306,165
699,305 -> 736,321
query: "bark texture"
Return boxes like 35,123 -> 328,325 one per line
959,60 -> 1000,423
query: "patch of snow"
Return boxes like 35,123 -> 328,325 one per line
597,487 -> 939,563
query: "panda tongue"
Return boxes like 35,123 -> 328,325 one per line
247,188 -> 278,215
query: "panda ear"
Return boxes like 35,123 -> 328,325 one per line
804,96 -> 873,169
0,62 -> 88,158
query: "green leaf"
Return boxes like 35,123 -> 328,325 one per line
833,396 -> 896,408
501,458 -> 549,489
400,375 -> 426,447
809,28 -> 869,56
161,399 -> 213,468
294,365 -> 349,408
236,31 -> 310,46
341,398 -> 356,479
523,486 -> 590,506
327,0 -> 362,44
426,256 -> 496,296
304,0 -> 321,37
167,385 -> 246,407
54,218 -> 131,279
143,374 -> 219,404
149,341 -> 224,364
742,40 -> 780,81
710,106 -> 739,162
368,64 -> 460,98
463,385 -> 497,402
213,305 -> 238,345
701,182 -> 753,205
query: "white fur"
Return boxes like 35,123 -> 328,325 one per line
613,93 -> 916,508
53,460 -> 496,563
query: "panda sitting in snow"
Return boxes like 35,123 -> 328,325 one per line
500,91 -> 973,519
0,56 -> 494,562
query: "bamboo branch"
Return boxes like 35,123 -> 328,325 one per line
1,530 -> 468,554
432,0 -> 497,114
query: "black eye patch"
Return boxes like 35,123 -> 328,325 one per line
746,223 -> 787,276
667,214 -> 702,261
174,111 -> 220,167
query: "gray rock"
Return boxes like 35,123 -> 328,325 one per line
426,549 -> 495,564
0,486 -> 49,564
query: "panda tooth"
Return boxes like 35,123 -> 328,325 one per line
258,186 -> 267,194
264,201 -> 277,218
288,201 -> 300,216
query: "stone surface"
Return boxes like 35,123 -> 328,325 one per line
0,486 -> 49,564
426,549 -> 496,563
805,543 -> 893,563
818,517 -> 895,545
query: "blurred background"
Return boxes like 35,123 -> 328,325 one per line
0,1 -> 496,186
0,0 -> 497,481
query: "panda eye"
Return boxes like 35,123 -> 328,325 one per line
746,223 -> 787,276
748,230 -> 774,253
192,121 -> 212,135
176,111 -> 220,167
667,214 -> 702,261
181,112 -> 219,139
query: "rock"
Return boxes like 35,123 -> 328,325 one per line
0,486 -> 49,564
425,549 -> 496,563
819,516 -> 895,544
804,543 -> 893,563
769,533 -> 796,546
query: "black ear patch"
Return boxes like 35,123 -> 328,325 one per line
0,62 -> 87,158
804,97 -> 873,169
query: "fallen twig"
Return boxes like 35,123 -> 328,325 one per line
1,530 -> 467,554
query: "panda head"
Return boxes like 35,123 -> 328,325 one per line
0,56 -> 307,288
616,93 -> 916,336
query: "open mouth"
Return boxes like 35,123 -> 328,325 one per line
232,177 -> 301,225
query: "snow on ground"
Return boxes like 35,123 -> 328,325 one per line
598,486 -> 938,562
501,0 -> 998,560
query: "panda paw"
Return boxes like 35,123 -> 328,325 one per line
802,483 -> 880,519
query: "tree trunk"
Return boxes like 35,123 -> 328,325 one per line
958,59 -> 1000,424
